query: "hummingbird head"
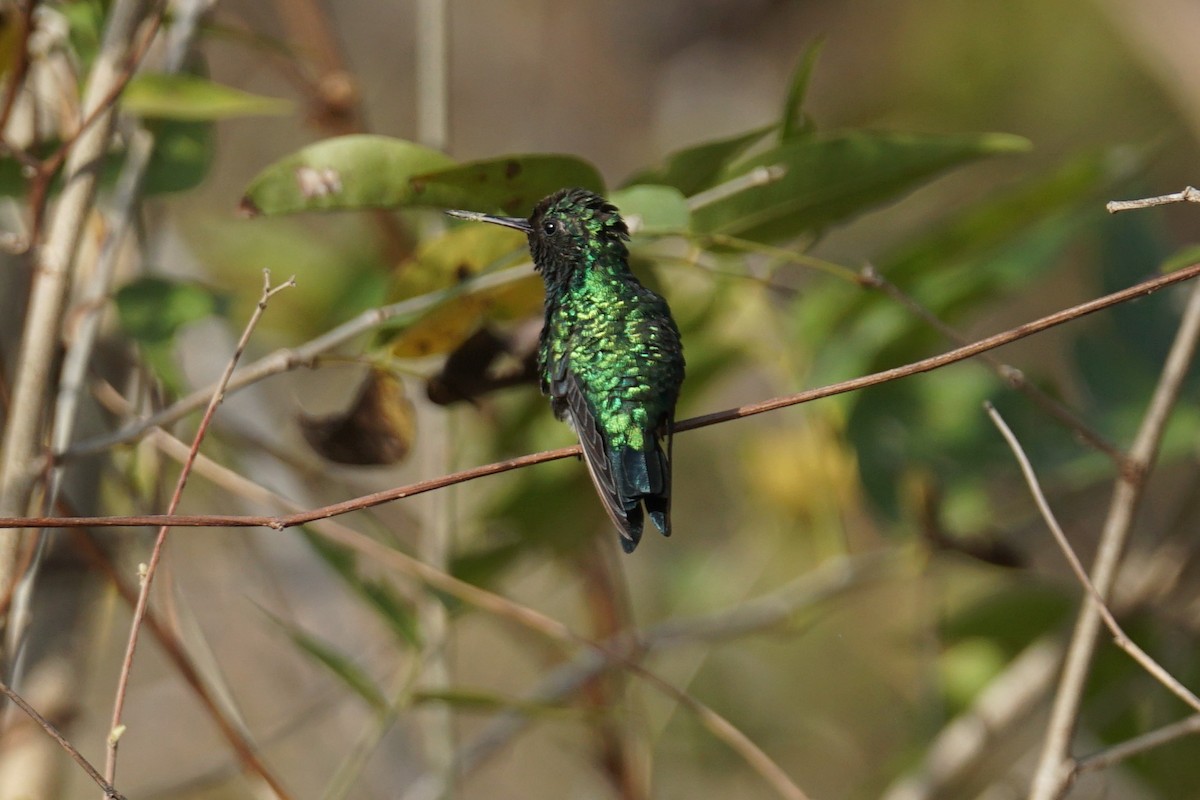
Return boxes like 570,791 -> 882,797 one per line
446,188 -> 629,284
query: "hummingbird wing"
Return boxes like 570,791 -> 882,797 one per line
559,370 -> 645,552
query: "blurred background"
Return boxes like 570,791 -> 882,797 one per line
5,0 -> 1200,798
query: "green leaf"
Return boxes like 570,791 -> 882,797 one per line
240,134 -> 456,215
0,121 -> 214,197
692,131 -> 1032,243
609,184 -> 690,234
115,276 -> 224,344
265,611 -> 387,711
780,39 -> 825,141
623,125 -> 775,196
142,119 -> 215,194
410,154 -> 605,215
123,73 -> 293,120
115,276 -> 225,393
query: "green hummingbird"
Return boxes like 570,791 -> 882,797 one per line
447,188 -> 685,552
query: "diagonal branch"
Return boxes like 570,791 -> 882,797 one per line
0,679 -> 125,800
987,402 -> 1200,713
1028,278 -> 1200,800
104,273 -> 295,787
7,260 -> 1200,534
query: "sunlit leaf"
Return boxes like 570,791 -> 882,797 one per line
623,125 -> 774,196
610,184 -> 690,234
240,134 -> 455,215
392,223 -> 526,301
692,131 -> 1031,243
124,73 -> 293,120
939,638 -> 1008,710
299,369 -> 416,465
410,154 -> 605,215
389,275 -> 544,358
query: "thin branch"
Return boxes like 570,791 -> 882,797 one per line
1107,186 -> 1200,213
71,530 -> 294,799
413,551 -> 890,797
0,678 -> 126,800
104,273 -> 295,786
676,260 -> 1200,432
629,663 -> 811,800
1075,714 -> 1200,775
1028,278 -> 1200,800
9,260 -> 1200,533
125,408 -> 816,800
986,401 -> 1200,713
880,636 -> 1064,800
862,265 -> 1126,467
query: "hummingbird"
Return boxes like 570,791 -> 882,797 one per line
446,188 -> 685,552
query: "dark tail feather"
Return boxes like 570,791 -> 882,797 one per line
618,435 -> 673,542
649,419 -> 675,537
619,506 -> 644,553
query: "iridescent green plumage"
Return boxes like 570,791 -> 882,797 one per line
447,188 -> 685,552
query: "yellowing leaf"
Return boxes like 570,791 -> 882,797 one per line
390,275 -> 543,358
393,223 -> 526,300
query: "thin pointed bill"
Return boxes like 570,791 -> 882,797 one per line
444,209 -> 532,233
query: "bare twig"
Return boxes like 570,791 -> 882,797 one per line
123,408 -> 816,800
1106,186 -> 1200,213
104,273 -> 295,786
1075,714 -> 1200,775
987,401 -> 1200,714
0,678 -> 126,799
10,260 -> 1200,534
631,663 -> 811,800
409,552 -> 889,797
881,637 -> 1064,800
1028,278 -> 1200,800
71,530 -> 294,798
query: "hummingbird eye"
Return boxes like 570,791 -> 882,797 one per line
542,219 -> 558,235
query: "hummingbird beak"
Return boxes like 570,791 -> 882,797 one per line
445,209 -> 532,233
